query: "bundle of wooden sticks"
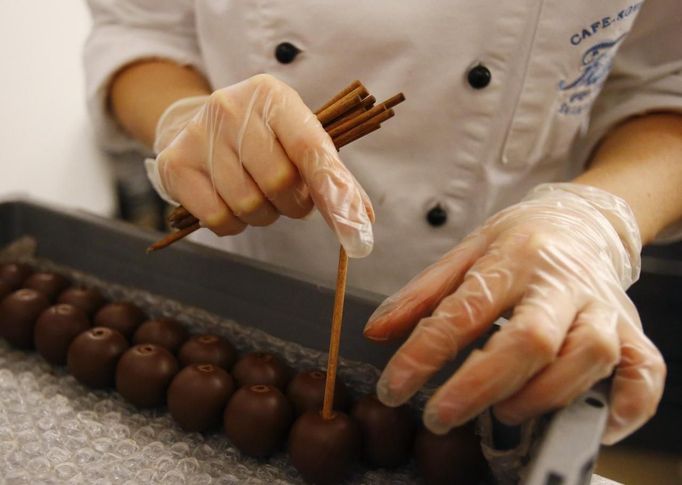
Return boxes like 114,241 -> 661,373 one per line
147,80 -> 405,253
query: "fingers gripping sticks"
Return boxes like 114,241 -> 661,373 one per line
146,78 -> 405,255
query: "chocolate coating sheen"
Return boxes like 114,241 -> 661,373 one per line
94,302 -> 146,340
22,272 -> 70,301
289,411 -> 361,485
57,286 -> 106,316
0,289 -> 50,349
34,304 -> 91,365
134,319 -> 189,354
287,369 -> 351,416
0,263 -> 33,290
351,394 -> 415,468
116,344 -> 179,409
178,334 -> 236,370
232,352 -> 292,390
67,327 -> 129,388
224,384 -> 292,457
168,364 -> 235,432
414,425 -> 488,485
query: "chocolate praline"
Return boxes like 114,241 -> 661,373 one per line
57,286 -> 106,316
288,411 -> 361,485
94,302 -> 146,340
116,344 -> 179,409
22,271 -> 70,301
231,352 -> 292,390
133,318 -> 189,354
168,364 -> 235,432
287,369 -> 351,416
67,327 -> 129,388
0,263 -> 33,290
414,425 -> 488,485
223,384 -> 292,457
351,394 -> 415,468
178,334 -> 236,370
34,304 -> 91,365
0,281 -> 12,300
0,289 -> 51,349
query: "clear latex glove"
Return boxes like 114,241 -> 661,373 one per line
144,74 -> 375,258
364,183 -> 666,445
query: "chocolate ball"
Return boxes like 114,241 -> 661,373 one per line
287,369 -> 351,416
0,263 -> 33,290
0,289 -> 50,349
289,411 -> 361,485
224,384 -> 292,457
94,302 -> 146,340
351,394 -> 415,468
133,318 -> 189,354
178,334 -> 236,370
414,425 -> 488,485
231,352 -> 292,390
67,327 -> 129,388
22,271 -> 70,301
168,364 -> 235,432
0,281 -> 12,300
116,344 -> 179,409
34,304 -> 91,365
57,286 -> 106,316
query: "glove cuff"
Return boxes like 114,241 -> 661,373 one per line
524,183 -> 642,288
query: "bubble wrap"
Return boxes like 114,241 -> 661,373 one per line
0,238 -> 427,484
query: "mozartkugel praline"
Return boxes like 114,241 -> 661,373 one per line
94,302 -> 146,340
223,384 -> 292,457
0,288 -> 50,349
287,369 -> 351,415
116,344 -> 179,409
0,262 -> 33,290
134,318 -> 189,354
231,351 -> 292,390
57,286 -> 106,316
178,334 -> 237,370
351,394 -> 415,468
67,327 -> 129,388
34,303 -> 91,365
414,425 -> 488,485
167,363 -> 235,432
22,271 -> 70,301
288,411 -> 361,485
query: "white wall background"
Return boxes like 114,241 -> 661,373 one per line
0,1 -> 115,216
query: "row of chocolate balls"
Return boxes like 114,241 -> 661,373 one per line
0,262 -> 487,485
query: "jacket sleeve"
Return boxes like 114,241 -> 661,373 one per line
573,0 -> 682,241
84,0 -> 205,153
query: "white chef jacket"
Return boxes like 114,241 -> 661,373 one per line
85,0 -> 682,296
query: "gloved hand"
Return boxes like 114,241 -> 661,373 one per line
364,183 -> 666,445
145,74 -> 374,258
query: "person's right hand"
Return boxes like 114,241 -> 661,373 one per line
145,74 -> 375,258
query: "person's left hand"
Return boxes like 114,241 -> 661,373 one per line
363,183 -> 666,445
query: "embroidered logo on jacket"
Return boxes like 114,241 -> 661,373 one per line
558,34 -> 626,116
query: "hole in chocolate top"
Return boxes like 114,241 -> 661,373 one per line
198,335 -> 217,344
92,328 -> 108,337
16,289 -> 36,299
139,345 -> 155,354
55,304 -> 72,314
251,384 -> 270,393
310,371 -> 325,379
198,364 -> 214,373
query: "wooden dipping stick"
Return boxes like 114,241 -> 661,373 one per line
322,245 -> 349,419
146,81 -> 405,253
